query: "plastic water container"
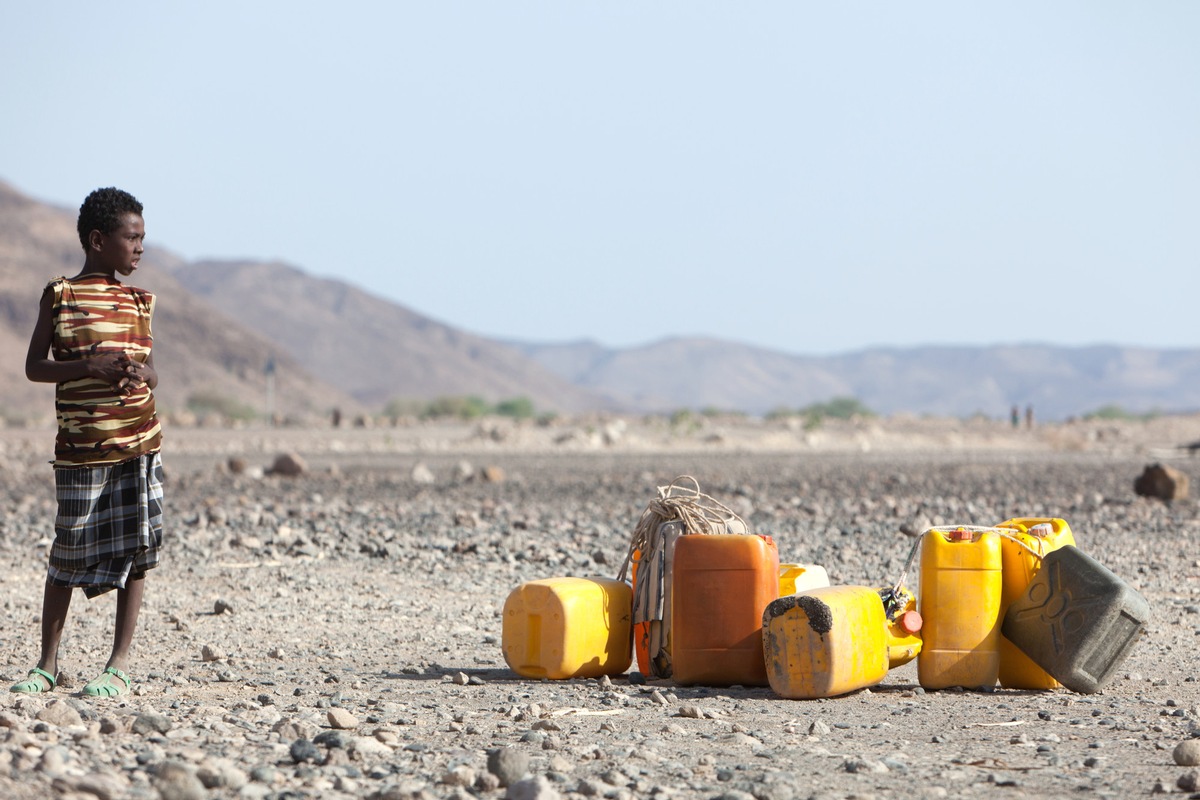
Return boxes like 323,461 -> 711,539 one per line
1002,545 -> 1150,694
502,576 -> 632,680
763,585 -> 923,699
778,563 -> 831,596
917,527 -> 1003,690
671,534 -> 779,687
995,517 -> 1076,690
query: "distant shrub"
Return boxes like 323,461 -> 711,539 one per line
806,396 -> 874,420
186,391 -> 257,422
1082,404 -> 1159,422
420,395 -> 489,420
493,397 -> 535,419
670,409 -> 695,428
764,397 -> 874,426
763,406 -> 795,422
382,398 -> 424,421
699,406 -> 744,418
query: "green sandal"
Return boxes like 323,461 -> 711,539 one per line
10,667 -> 57,694
83,667 -> 131,698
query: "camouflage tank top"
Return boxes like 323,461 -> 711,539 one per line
48,275 -> 162,467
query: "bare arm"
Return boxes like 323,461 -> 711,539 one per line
25,288 -> 138,390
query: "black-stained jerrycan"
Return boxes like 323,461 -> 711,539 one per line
1001,545 -> 1149,694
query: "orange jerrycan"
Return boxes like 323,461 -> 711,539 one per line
502,577 -> 632,680
671,534 -> 779,687
995,517 -> 1076,690
917,527 -> 1002,690
763,585 -> 923,699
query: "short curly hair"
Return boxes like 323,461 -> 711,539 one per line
77,187 -> 144,251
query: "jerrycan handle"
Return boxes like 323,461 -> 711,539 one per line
995,530 -> 1048,561
888,524 -> 1025,597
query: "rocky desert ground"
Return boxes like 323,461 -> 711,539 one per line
3,412 -> 1200,800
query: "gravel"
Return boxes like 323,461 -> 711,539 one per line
0,418 -> 1198,799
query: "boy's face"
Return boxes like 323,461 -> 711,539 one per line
93,213 -> 146,276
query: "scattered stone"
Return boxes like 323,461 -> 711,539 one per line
201,643 -> 225,661
52,772 -> 129,800
481,465 -> 506,483
214,599 -> 235,615
454,510 -> 481,528
1179,771 -> 1200,792
267,452 -> 307,477
151,762 -> 207,800
443,765 -> 476,787
314,729 -> 349,748
506,775 -> 561,800
411,463 -> 436,484
1174,739 -> 1200,766
131,712 -> 172,735
349,735 -> 392,757
844,757 -> 889,774
196,758 -> 248,790
289,738 -> 321,764
327,708 -> 359,729
36,700 -> 83,728
38,746 -> 66,775
487,747 -> 530,787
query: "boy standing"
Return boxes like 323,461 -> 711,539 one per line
12,187 -> 163,697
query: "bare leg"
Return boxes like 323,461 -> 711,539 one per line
106,576 -> 144,673
38,581 -> 73,679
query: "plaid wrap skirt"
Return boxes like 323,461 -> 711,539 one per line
47,452 -> 163,599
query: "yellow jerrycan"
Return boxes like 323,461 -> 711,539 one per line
917,526 -> 1003,690
502,576 -> 632,680
778,563 -> 831,596
762,585 -> 923,699
995,517 -> 1076,690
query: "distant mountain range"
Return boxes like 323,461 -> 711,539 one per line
3,179 -> 1198,422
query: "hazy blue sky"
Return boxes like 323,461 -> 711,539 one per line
3,3 -> 1197,355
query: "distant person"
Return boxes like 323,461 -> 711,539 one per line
1025,404 -> 1034,429
1011,405 -> 1020,428
11,188 -> 163,698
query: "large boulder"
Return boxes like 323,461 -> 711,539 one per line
266,452 -> 307,477
1134,463 -> 1189,501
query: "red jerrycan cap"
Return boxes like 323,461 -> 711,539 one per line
898,610 -> 923,634
947,528 -> 973,541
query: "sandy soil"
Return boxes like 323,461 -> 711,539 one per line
1,415 -> 1200,799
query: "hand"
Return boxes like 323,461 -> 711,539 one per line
94,353 -> 142,396
119,358 -> 149,389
